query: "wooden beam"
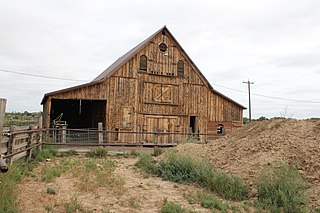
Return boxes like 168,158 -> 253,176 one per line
0,98 -> 6,147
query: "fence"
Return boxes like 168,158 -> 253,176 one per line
1,125 -> 44,164
46,127 -> 211,146
0,99 -> 219,163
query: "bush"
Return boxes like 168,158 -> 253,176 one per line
198,192 -> 229,212
207,170 -> 249,201
135,153 -> 158,174
137,152 -> 249,201
158,152 -> 212,185
161,199 -> 194,213
33,145 -> 58,162
153,147 -> 164,156
85,147 -> 107,158
256,163 -> 308,212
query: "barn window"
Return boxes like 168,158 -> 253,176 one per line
140,55 -> 147,71
154,84 -> 172,103
177,60 -> 184,76
159,42 -> 168,52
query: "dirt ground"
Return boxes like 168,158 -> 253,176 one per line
17,119 -> 320,211
17,157 -> 214,213
175,119 -> 320,208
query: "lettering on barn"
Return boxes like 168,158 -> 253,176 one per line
41,26 -> 246,143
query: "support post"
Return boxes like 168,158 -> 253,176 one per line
243,80 -> 254,122
98,122 -> 103,144
28,125 -> 36,159
0,98 -> 6,154
62,125 -> 67,143
38,115 -> 43,151
7,125 -> 17,164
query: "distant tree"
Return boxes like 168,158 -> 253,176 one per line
243,117 -> 249,124
257,116 -> 268,121
280,105 -> 293,118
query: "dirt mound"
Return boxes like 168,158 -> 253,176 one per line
175,119 -> 320,206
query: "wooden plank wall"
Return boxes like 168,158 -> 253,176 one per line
43,30 -> 244,142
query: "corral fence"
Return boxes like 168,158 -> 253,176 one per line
46,125 -> 214,146
0,99 -> 219,163
1,125 -> 215,163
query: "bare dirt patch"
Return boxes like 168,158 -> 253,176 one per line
17,156 -> 212,213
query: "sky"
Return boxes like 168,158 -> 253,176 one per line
0,0 -> 320,119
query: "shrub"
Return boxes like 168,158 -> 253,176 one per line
135,153 -> 158,174
33,145 -> 58,162
85,147 -> 107,158
153,147 -> 165,156
198,192 -> 229,212
59,149 -> 77,157
207,170 -> 249,201
256,163 -> 308,212
65,196 -> 83,213
157,152 -> 248,201
161,199 -> 195,213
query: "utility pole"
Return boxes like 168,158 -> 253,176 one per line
243,80 -> 254,122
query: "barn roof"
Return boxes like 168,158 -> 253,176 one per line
41,26 -> 246,109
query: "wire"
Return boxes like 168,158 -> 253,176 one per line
0,69 -> 87,82
1,68 -> 320,104
212,83 -> 320,104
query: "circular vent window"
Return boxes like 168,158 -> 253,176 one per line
159,42 -> 167,52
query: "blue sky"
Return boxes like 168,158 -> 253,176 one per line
0,0 -> 320,118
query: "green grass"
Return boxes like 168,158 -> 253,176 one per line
41,165 -> 66,182
256,163 -> 308,212
0,165 -> 23,213
135,153 -> 159,174
198,192 -> 229,212
85,147 -> 107,158
136,152 -> 249,201
32,145 -> 58,162
161,198 -> 196,213
153,147 -> 165,156
65,196 -> 84,213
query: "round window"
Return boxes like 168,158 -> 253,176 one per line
159,42 -> 167,52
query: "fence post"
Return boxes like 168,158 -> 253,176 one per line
98,122 -> 103,144
0,98 -> 6,154
27,124 -> 36,159
38,115 -> 43,151
62,125 -> 67,143
7,125 -> 17,164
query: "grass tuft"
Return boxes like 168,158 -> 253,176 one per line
158,152 -> 248,201
85,147 -> 107,158
256,163 -> 308,212
135,153 -> 159,175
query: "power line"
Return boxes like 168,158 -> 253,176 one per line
212,83 -> 320,104
1,68 -> 320,104
0,69 -> 88,82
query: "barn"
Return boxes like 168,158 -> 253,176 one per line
41,26 -> 245,144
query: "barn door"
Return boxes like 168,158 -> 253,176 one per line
145,116 -> 177,144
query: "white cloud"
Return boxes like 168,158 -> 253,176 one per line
0,0 -> 319,118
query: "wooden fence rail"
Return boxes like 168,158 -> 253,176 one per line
1,125 -> 45,164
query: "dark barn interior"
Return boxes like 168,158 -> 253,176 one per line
50,99 -> 106,129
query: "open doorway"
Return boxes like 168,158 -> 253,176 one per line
189,116 -> 196,134
50,99 -> 106,129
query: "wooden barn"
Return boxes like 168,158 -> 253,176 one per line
41,26 -> 245,143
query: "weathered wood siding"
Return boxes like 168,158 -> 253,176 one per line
43,28 -> 244,143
